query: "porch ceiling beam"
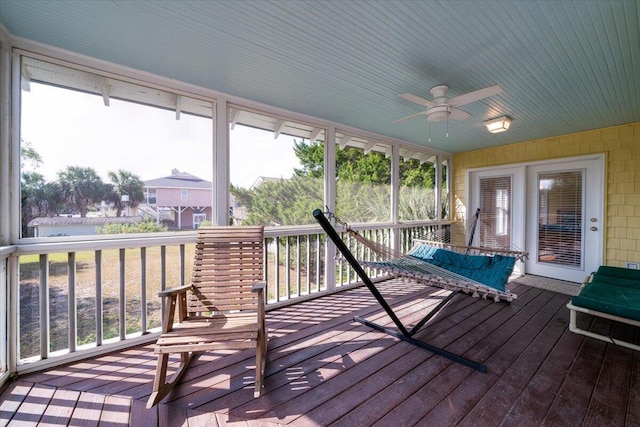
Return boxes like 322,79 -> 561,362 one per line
21,66 -> 31,92
229,108 -> 240,129
400,149 -> 416,160
101,78 -> 110,106
274,119 -> 286,139
338,134 -> 352,149
309,127 -> 322,143
363,140 -> 377,154
175,95 -> 182,120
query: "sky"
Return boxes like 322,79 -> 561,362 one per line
21,82 -> 301,189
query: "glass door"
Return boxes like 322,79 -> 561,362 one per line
526,157 -> 603,283
468,167 -> 525,276
478,176 -> 512,251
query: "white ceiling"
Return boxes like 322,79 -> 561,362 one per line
1,0 -> 638,153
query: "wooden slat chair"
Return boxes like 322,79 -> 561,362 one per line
146,226 -> 267,408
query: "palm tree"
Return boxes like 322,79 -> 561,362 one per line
108,169 -> 145,217
57,166 -> 106,217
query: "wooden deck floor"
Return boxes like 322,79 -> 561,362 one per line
1,277 -> 639,426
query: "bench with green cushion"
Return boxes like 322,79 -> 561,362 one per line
567,265 -> 640,350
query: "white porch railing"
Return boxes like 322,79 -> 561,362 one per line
8,221 -> 450,374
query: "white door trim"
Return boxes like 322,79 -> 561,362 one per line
466,153 -> 605,282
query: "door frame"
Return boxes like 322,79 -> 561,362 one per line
468,166 -> 526,275
466,153 -> 605,282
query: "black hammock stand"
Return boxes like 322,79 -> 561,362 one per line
313,208 -> 487,373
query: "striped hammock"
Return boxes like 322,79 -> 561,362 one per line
348,230 -> 526,302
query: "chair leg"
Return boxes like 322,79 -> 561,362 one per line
146,352 -> 193,408
253,331 -> 267,398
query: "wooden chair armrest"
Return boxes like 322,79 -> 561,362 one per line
252,282 -> 266,293
158,284 -> 192,298
252,281 -> 267,332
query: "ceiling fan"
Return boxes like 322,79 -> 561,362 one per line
395,84 -> 503,124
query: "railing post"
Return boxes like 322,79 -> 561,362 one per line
39,254 -> 49,359
119,248 -> 126,340
160,245 -> 166,319
67,252 -> 76,353
140,247 -> 147,335
95,250 -> 103,346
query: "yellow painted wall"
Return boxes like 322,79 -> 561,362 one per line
453,121 -> 640,268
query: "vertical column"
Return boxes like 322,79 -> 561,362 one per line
323,126 -> 336,292
213,99 -> 230,225
390,144 -> 400,251
0,39 -> 13,375
0,43 -> 11,243
435,154 -> 442,221
9,52 -> 20,242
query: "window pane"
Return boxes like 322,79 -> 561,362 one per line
479,176 -> 512,250
20,57 -> 213,237
537,170 -> 583,267
229,109 -> 323,226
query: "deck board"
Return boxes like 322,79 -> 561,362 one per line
1,277 -> 638,426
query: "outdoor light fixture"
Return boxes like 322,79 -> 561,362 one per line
484,116 -> 512,133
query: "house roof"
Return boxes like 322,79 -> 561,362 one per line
144,170 -> 212,190
1,1 -> 638,153
250,176 -> 285,190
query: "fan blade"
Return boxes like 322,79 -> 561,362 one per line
448,84 -> 503,107
393,111 -> 428,123
399,93 -> 436,108
449,107 -> 471,121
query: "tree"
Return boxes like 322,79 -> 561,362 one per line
20,142 -> 65,236
294,140 -> 436,187
57,166 -> 107,217
233,139 -> 443,226
108,169 -> 145,216
21,171 -> 63,236
231,177 -> 323,226
21,140 -> 43,169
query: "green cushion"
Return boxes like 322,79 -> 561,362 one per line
571,266 -> 640,321
408,244 -> 516,292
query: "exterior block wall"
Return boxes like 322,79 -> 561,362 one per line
453,121 -> 640,268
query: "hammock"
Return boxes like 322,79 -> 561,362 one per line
360,241 -> 523,302
340,211 -> 525,302
313,208 -> 527,372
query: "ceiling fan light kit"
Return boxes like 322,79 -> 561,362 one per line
396,84 -> 504,134
484,115 -> 512,133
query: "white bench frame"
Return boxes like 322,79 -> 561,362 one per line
567,300 -> 640,352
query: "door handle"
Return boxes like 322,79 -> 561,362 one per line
590,226 -> 598,231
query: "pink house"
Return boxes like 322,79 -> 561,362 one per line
143,169 -> 213,229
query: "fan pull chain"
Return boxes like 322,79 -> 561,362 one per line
428,122 -> 431,143
446,117 -> 449,138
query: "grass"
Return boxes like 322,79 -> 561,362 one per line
19,245 -> 193,358
18,240 -> 326,359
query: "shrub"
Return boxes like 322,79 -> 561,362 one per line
97,220 -> 168,234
